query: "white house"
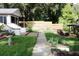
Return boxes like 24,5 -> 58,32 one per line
0,8 -> 26,35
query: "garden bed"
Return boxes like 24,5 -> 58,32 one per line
45,32 -> 79,56
0,35 -> 37,56
51,48 -> 79,56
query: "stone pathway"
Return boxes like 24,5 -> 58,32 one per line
32,32 -> 52,56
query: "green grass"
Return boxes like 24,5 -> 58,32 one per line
45,32 -> 79,51
0,35 -> 37,56
0,38 -> 8,45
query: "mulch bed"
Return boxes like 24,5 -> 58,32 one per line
66,34 -> 77,38
51,49 -> 79,56
58,34 -> 77,38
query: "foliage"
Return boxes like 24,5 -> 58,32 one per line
28,28 -> 33,32
26,21 -> 34,31
59,4 -> 78,31
0,24 -> 4,32
45,32 -> 79,51
0,36 -> 36,56
0,3 -> 66,23
74,4 -> 79,18
33,3 -> 66,23
26,21 -> 34,29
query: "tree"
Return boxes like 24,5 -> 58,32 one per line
51,3 -> 66,23
73,3 -> 79,23
3,3 -> 10,8
59,4 -> 78,31
73,3 -> 79,18
0,3 -> 66,23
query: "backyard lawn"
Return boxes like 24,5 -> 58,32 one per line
45,32 -> 79,51
0,35 -> 37,56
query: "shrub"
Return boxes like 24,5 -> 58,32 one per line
59,4 -> 78,31
26,21 -> 34,30
0,24 -> 4,32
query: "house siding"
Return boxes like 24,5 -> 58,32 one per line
7,15 -> 11,24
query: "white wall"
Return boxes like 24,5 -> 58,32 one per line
7,15 -> 11,24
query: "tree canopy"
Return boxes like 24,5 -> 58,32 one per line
0,3 -> 66,23
59,4 -> 78,31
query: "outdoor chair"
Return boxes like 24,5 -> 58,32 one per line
57,29 -> 69,36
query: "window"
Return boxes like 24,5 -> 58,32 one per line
11,16 -> 18,24
0,16 -> 7,24
4,16 -> 7,24
11,16 -> 15,23
0,16 -> 3,23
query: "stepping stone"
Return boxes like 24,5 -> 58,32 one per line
56,44 -> 69,51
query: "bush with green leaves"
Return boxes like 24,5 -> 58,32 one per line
0,24 -> 4,32
26,21 -> 34,30
59,4 -> 78,31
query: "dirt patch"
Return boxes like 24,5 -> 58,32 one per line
66,34 -> 77,38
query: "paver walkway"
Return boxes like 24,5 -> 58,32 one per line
32,32 -> 52,56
